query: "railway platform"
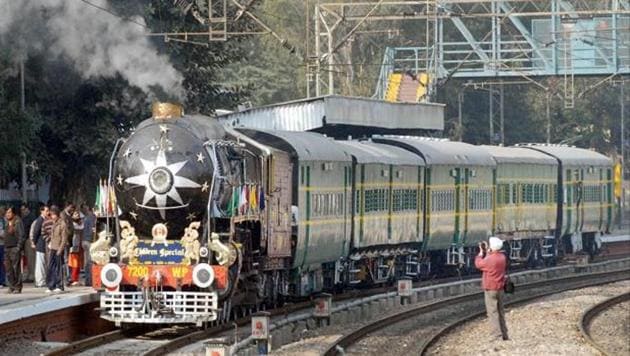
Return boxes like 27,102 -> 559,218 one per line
0,284 -> 96,324
0,284 -> 108,347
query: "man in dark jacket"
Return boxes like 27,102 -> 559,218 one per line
46,206 -> 68,293
3,207 -> 25,293
61,203 -> 75,282
30,205 -> 49,288
21,203 -> 36,282
81,204 -> 95,286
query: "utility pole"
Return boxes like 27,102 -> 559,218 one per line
457,90 -> 463,142
621,79 -> 625,228
546,92 -> 551,144
499,83 -> 504,145
305,0 -> 310,98
489,84 -> 494,144
20,58 -> 27,203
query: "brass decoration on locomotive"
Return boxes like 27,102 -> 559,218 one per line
120,220 -> 140,264
181,221 -> 201,265
152,102 -> 183,120
90,230 -> 111,266
209,232 -> 236,266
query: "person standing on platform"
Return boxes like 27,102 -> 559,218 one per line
0,206 -> 6,288
21,203 -> 36,283
61,203 -> 75,283
46,206 -> 67,293
68,211 -> 84,286
81,204 -> 95,286
475,236 -> 509,341
41,208 -> 54,273
30,205 -> 49,288
4,206 -> 25,293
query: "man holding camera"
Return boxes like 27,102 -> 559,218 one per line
475,236 -> 509,341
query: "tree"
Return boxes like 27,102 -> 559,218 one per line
0,1 -> 252,203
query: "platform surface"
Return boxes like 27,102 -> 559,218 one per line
600,234 -> 630,243
0,284 -> 98,325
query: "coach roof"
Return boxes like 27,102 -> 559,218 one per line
518,144 -> 612,167
373,136 -> 496,166
336,140 -> 425,166
237,128 -> 351,162
480,145 -> 558,165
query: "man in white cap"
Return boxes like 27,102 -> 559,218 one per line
475,236 -> 509,341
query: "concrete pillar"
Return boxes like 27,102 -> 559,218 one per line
416,291 -> 425,302
389,296 -> 397,308
410,292 -> 418,304
379,298 -> 389,311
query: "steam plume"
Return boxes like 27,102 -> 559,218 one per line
0,0 -> 184,98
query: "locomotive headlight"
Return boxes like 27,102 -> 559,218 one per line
101,263 -> 123,288
149,167 -> 174,194
192,263 -> 215,288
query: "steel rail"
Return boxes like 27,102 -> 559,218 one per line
579,291 -> 630,356
41,286 -> 390,356
322,268 -> 630,356
418,272 -> 630,355
44,327 -> 145,356
41,257 -> 628,356
140,286 -> 395,356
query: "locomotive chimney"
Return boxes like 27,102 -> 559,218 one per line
152,102 -> 184,120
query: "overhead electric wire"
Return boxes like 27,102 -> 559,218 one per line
78,0 -> 148,28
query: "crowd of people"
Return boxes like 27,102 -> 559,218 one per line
0,202 -> 96,293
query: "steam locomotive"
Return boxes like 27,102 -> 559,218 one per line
91,101 -> 614,327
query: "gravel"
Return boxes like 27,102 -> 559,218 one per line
590,300 -> 630,355
269,299 -> 426,356
0,339 -> 68,355
270,281 -> 630,356
428,280 -> 630,356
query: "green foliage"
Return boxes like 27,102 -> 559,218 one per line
216,0 -> 306,106
142,0 -> 249,113
0,0 -> 624,205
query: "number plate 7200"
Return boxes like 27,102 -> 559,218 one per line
127,265 -> 149,278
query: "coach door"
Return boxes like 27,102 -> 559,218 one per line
574,169 -> 584,233
454,167 -> 464,246
266,152 -> 292,258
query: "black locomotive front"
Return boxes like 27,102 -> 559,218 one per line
93,103 -> 239,326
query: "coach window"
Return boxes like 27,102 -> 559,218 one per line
510,184 -> 516,204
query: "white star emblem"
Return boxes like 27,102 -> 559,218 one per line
117,175 -> 124,185
196,152 -> 205,163
124,149 -> 200,219
201,181 -> 209,192
186,213 -> 197,221
129,211 -> 138,220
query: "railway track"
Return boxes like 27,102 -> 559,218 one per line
42,256 -> 630,356
42,286 -> 391,356
579,291 -> 630,356
322,268 -> 630,356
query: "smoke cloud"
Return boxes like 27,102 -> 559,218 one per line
0,0 -> 184,99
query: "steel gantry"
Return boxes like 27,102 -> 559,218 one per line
307,0 -> 630,108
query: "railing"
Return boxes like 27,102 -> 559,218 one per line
372,47 -> 396,99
